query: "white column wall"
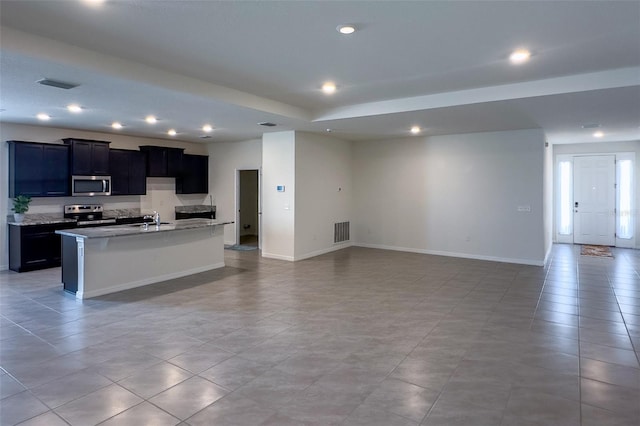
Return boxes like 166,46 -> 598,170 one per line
261,131 -> 296,260
544,141 -> 554,263
353,129 -> 547,265
294,132 -> 352,260
207,139 -> 262,244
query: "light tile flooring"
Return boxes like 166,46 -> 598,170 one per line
1,245 -> 639,425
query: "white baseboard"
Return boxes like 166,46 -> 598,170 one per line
544,243 -> 553,267
293,242 -> 353,261
0,263 -> 8,272
354,243 -> 544,266
77,261 -> 226,299
262,242 -> 353,262
261,252 -> 294,261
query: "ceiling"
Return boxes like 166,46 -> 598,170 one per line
1,0 -> 639,144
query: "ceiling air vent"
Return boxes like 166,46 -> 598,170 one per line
199,135 -> 212,139
259,122 -> 276,127
581,123 -> 601,129
36,78 -> 79,90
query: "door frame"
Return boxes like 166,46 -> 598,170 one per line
235,168 -> 262,248
555,152 -> 636,248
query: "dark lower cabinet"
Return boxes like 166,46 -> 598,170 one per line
176,154 -> 209,194
109,149 -> 147,195
9,223 -> 76,272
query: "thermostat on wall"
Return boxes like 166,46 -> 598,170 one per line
277,185 -> 285,192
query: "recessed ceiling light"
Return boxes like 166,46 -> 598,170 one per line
145,115 -> 157,124
36,113 -> 50,121
337,25 -> 356,34
82,0 -> 106,6
111,122 -> 123,129
167,129 -> 177,136
593,131 -> 604,138
202,124 -> 213,132
410,126 -> 421,134
326,129 -> 332,132
509,49 -> 531,64
322,82 -> 337,94
67,104 -> 82,113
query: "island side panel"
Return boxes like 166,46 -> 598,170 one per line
77,225 -> 225,299
61,235 -> 79,293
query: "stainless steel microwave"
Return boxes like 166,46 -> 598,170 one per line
71,175 -> 111,196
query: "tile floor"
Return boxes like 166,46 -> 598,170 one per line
1,244 -> 639,425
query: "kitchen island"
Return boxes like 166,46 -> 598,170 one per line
56,219 -> 232,299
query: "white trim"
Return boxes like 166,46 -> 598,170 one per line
0,263 -> 8,271
354,243 -> 544,266
293,242 -> 353,261
235,168 -> 261,247
544,243 -> 553,267
76,262 -> 225,299
261,252 -> 295,261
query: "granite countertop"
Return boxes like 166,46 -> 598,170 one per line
56,218 -> 233,239
7,214 -> 76,227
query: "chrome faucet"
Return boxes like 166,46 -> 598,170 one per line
142,211 -> 161,228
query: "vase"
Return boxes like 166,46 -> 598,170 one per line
13,213 -> 25,223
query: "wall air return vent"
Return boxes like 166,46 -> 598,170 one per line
36,78 -> 79,90
334,221 -> 350,243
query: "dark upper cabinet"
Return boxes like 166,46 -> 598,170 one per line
139,145 -> 184,177
8,141 -> 69,197
176,154 -> 209,194
109,149 -> 147,195
43,144 -> 70,196
63,138 -> 110,175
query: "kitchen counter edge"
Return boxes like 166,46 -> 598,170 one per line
55,219 -> 233,239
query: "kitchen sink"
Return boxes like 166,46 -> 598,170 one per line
128,222 -> 172,227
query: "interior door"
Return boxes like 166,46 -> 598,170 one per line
573,155 -> 615,245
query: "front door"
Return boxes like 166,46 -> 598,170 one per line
573,155 -> 615,245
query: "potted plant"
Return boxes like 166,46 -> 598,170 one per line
12,195 -> 31,223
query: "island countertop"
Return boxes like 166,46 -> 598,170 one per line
56,219 -> 233,239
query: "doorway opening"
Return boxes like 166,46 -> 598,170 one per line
236,169 -> 260,248
556,153 -> 635,248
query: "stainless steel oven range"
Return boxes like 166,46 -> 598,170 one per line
64,204 -> 116,227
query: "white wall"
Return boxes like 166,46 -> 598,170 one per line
1,122 -> 209,270
553,140 -> 640,246
544,141 -> 554,263
294,132 -> 352,260
353,129 -> 547,265
261,131 -> 296,260
207,139 -> 262,244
